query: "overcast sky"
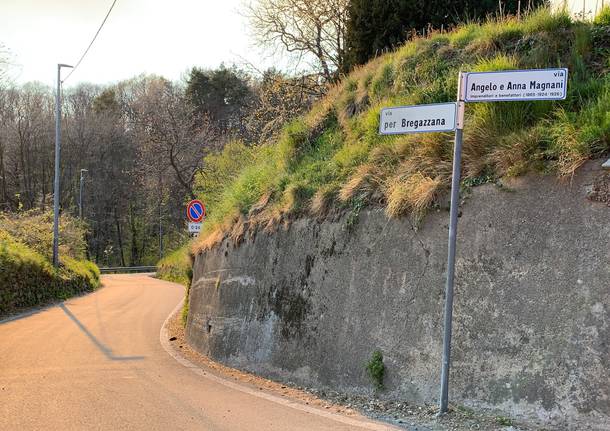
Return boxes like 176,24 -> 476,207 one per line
1,0 -> 280,88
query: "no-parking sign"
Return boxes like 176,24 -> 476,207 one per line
186,199 -> 205,223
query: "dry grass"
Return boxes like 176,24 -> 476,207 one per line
248,191 -> 273,217
394,134 -> 453,181
310,184 -> 339,217
385,173 -> 441,220
229,215 -> 248,245
262,205 -> 284,233
487,128 -> 543,177
192,227 -> 226,254
338,164 -> 381,202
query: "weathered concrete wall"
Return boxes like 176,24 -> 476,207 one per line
186,162 -> 610,430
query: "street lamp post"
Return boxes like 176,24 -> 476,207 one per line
79,169 -> 88,219
52,63 -> 73,268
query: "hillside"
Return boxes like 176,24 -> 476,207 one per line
0,211 -> 100,316
189,8 -> 610,255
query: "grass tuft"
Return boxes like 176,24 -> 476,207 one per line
385,173 -> 441,221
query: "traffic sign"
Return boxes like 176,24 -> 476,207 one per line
188,222 -> 202,234
379,102 -> 457,135
463,68 -> 568,102
186,199 -> 205,223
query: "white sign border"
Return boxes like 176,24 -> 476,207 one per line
378,102 -> 458,135
463,68 -> 569,103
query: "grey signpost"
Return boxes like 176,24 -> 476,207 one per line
379,67 -> 568,415
438,73 -> 466,414
437,67 -> 568,414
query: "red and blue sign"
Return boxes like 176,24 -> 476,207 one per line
186,199 -> 206,223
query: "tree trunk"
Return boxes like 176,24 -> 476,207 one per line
129,203 -> 140,266
114,209 -> 126,267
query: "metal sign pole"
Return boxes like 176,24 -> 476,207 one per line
52,64 -> 72,268
439,72 -> 466,414
52,65 -> 62,268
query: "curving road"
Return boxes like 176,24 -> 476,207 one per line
0,274 -> 396,431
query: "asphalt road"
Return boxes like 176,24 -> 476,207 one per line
0,274 -> 395,431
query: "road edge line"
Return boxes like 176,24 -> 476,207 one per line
159,299 -> 399,431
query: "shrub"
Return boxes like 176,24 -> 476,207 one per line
0,210 -> 88,260
365,350 -> 385,390
0,229 -> 100,315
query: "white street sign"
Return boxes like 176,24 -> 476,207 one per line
464,68 -> 568,102
188,222 -> 202,233
379,102 -> 457,135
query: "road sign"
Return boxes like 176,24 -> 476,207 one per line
188,222 -> 202,234
379,102 -> 457,135
186,199 -> 205,223
463,68 -> 568,102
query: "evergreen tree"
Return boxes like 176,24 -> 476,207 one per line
343,0 -> 547,71
185,65 -> 253,131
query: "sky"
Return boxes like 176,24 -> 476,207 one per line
0,0 -> 280,88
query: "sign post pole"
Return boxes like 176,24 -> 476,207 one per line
438,72 -> 466,415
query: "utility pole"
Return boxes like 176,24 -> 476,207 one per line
52,63 -> 73,268
79,169 -> 88,219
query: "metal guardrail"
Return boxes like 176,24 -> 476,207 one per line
99,266 -> 157,274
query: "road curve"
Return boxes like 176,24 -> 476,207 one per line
0,274 -> 395,431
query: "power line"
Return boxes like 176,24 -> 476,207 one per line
62,0 -> 118,83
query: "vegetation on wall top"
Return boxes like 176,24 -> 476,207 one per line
188,8 -> 610,254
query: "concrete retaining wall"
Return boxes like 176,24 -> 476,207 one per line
186,162 -> 610,429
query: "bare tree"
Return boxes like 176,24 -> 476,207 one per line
245,69 -> 322,143
0,43 -> 9,86
122,76 -> 218,196
245,0 -> 349,81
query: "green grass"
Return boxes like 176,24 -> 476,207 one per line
594,6 -> 610,26
186,7 -> 609,253
495,415 -> 514,426
0,210 -> 88,260
0,229 -> 100,316
156,246 -> 193,326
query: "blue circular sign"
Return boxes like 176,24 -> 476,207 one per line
186,200 -> 205,222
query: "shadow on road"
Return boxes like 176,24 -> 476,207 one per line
59,303 -> 145,361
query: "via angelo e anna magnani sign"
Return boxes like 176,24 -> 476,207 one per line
463,68 -> 568,102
